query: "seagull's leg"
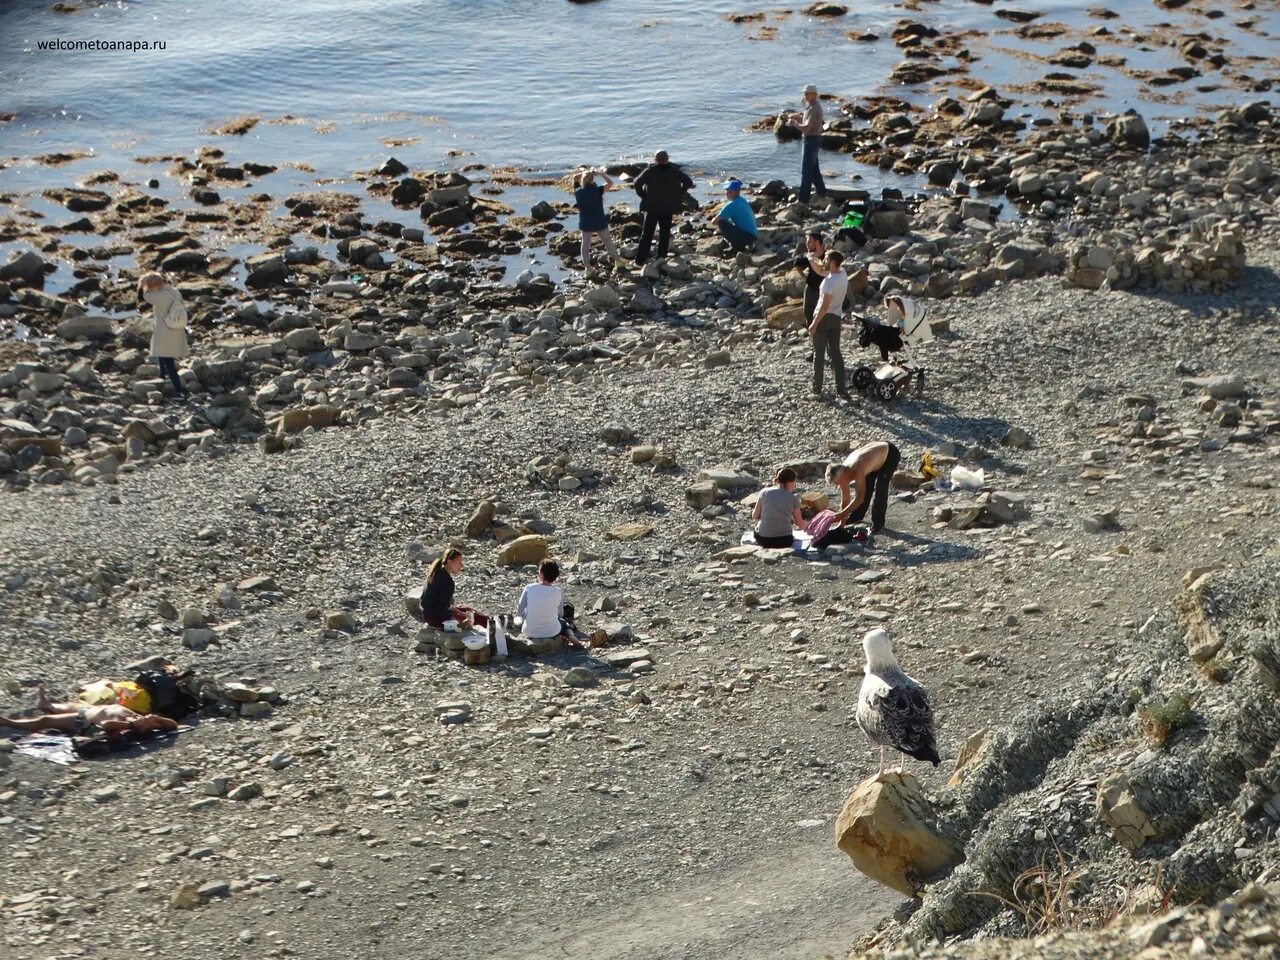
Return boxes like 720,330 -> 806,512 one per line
877,745 -> 886,778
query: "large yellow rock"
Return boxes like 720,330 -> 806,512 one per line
835,772 -> 961,897
1096,773 -> 1157,851
496,535 -> 549,567
801,490 -> 829,512
765,299 -> 807,329
276,404 -> 339,434
948,729 -> 993,789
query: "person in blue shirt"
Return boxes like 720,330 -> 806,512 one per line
713,179 -> 757,253
573,169 -> 620,272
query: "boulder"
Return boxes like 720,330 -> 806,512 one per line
866,209 -> 910,239
606,522 -> 654,542
465,500 -> 496,538
245,254 -> 287,288
1096,773 -> 1157,851
1196,374 -> 1246,400
696,466 -> 760,490
583,285 -> 621,312
276,405 -> 339,434
801,490 -> 829,512
985,491 -> 1029,524
55,314 -> 114,341
496,535 -> 549,567
1107,109 -> 1150,150
948,729 -> 994,788
1082,509 -> 1120,533
598,422 -> 635,444
0,251 -> 48,288
685,480 -> 719,509
999,426 -> 1032,448
765,299 -> 807,329
835,772 -> 961,896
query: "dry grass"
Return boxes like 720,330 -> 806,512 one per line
1138,691 -> 1195,746
975,842 -> 1154,936
1199,658 -> 1229,684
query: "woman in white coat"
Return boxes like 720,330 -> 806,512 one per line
138,272 -> 189,398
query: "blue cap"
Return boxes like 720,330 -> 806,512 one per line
725,179 -> 743,191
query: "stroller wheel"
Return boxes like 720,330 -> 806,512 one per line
852,366 -> 874,391
874,379 -> 897,402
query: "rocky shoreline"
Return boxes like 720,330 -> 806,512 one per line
1,97 -> 1278,492
2,5 -> 1280,957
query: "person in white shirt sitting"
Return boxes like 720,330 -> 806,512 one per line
516,559 -> 577,645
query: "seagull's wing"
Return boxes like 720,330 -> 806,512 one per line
860,670 -> 939,764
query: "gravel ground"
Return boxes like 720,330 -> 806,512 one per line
0,233 -> 1277,959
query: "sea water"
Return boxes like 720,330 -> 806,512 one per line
3,0 -> 1276,193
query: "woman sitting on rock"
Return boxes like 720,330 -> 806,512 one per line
420,547 -> 489,630
752,468 -> 807,548
138,271 -> 190,399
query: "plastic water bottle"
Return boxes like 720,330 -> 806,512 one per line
494,616 -> 509,658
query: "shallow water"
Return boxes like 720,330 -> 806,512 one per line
5,1 -> 1275,186
1,0 -> 1278,276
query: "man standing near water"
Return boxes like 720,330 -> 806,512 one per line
788,84 -> 826,205
633,151 -> 694,264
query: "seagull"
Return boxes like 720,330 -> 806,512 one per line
856,628 -> 940,777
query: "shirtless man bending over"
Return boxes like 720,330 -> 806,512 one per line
825,440 -> 903,533
0,683 -> 178,735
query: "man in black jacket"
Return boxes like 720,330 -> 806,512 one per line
633,151 -> 694,264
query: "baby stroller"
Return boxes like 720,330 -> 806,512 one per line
850,296 -> 932,402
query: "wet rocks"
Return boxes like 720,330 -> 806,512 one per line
0,251 -> 48,288
1107,109 -> 1151,150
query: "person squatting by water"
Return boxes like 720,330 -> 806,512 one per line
712,179 -> 758,253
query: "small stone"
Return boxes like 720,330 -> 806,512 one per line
226,782 -> 262,802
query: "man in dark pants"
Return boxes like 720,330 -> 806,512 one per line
796,231 -> 828,325
807,249 -> 850,400
633,150 -> 694,263
825,441 -> 903,533
788,84 -> 826,204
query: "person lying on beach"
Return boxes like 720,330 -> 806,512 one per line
1,683 -> 178,735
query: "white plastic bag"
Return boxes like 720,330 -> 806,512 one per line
951,466 -> 985,491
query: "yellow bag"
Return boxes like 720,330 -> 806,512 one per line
920,452 -> 941,481
78,680 -> 119,705
112,681 -> 152,714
